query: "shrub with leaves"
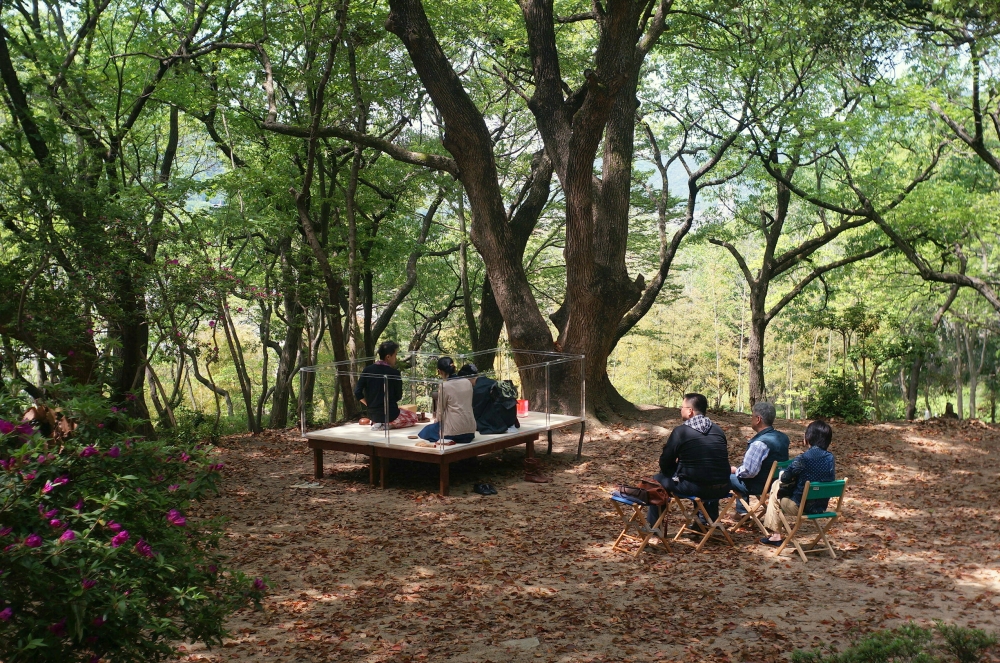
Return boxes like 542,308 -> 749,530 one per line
805,373 -> 870,424
0,387 -> 265,662
792,622 -> 997,663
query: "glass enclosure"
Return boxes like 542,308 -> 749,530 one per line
297,349 -> 585,441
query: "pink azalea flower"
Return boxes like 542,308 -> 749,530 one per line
110,530 -> 129,548
180,452 -> 190,463
134,538 -> 154,558
167,484 -> 179,492
253,578 -> 266,591
42,481 -> 55,494
81,578 -> 96,589
0,607 -> 12,621
80,446 -> 98,458
106,446 -> 120,458
48,618 -> 66,636
59,530 -> 76,543
0,527 -> 12,537
92,615 -> 104,626
166,510 -> 186,527
106,521 -> 122,532
22,472 -> 35,481
36,454 -> 46,464
52,476 -> 69,486
24,533 -> 42,548
74,500 -> 84,511
49,519 -> 63,528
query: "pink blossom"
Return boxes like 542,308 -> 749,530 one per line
92,616 -> 104,626
97,423 -> 104,429
110,530 -> 129,548
0,607 -> 11,621
253,578 -> 266,591
0,527 -> 11,537
125,393 -> 137,402
48,618 -> 66,636
134,538 -> 154,558
39,505 -> 58,519
42,481 -> 55,494
166,510 -> 186,527
167,484 -> 179,492
36,454 -> 47,464
67,350 -> 74,357
106,446 -> 120,458
59,530 -> 76,543
180,452 -> 190,463
81,578 -> 96,589
74,500 -> 84,511
49,519 -> 63,528
24,533 -> 42,548
21,472 -> 35,481
52,476 -> 69,486
80,446 -> 98,458
106,521 -> 122,532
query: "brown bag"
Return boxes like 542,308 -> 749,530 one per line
616,485 -> 650,503
637,479 -> 669,507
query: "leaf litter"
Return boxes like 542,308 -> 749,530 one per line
178,410 -> 1000,662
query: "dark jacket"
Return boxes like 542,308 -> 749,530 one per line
743,427 -> 791,496
659,421 -> 730,496
353,363 -> 402,423
471,377 -> 519,434
778,446 -> 836,514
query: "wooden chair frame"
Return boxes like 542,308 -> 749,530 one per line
668,492 -> 736,552
773,479 -> 847,562
735,460 -> 792,535
611,494 -> 672,556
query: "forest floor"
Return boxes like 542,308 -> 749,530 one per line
181,408 -> 1000,663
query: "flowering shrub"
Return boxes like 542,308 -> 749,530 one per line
0,389 -> 265,662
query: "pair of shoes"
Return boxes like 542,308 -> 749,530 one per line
473,483 -> 497,495
759,537 -> 783,547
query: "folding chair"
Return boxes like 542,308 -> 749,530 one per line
735,459 -> 793,535
610,493 -> 672,556
773,479 -> 847,562
668,492 -> 736,552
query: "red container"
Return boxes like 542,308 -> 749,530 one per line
516,399 -> 529,417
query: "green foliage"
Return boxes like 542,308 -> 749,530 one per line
792,622 -> 997,663
0,387 -> 265,662
805,374 -> 870,423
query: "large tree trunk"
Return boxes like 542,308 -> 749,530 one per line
747,313 -> 767,407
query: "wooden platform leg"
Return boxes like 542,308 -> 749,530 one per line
576,421 -> 586,460
547,430 -> 553,455
313,448 -> 323,479
526,438 -> 535,458
368,452 -> 377,486
439,462 -> 450,496
379,457 -> 387,489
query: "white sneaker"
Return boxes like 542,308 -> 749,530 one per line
371,423 -> 388,431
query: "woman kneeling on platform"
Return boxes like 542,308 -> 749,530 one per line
354,340 -> 419,431
418,357 -> 476,444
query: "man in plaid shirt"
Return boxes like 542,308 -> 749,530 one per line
730,402 -> 790,515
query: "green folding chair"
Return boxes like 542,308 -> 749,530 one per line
736,459 -> 793,535
773,478 -> 847,562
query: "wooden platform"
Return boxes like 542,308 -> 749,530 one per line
305,412 -> 585,495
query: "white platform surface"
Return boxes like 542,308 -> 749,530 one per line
305,411 -> 582,456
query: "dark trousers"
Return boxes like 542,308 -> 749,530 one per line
646,473 -> 723,526
417,422 -> 475,444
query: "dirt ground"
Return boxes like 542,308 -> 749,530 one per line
179,408 -> 1000,662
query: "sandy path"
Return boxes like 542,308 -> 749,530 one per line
179,409 -> 1000,662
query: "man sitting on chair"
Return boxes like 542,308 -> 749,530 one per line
730,401 -> 790,515
761,420 -> 835,546
647,393 -> 731,528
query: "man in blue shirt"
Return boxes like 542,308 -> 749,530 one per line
761,420 -> 835,546
730,402 -> 790,515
